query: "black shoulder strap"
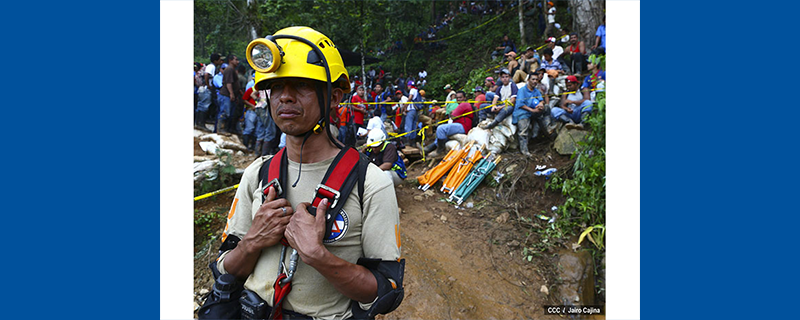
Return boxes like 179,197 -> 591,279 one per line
357,153 -> 369,208
258,147 -> 288,201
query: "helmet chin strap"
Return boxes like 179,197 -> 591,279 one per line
291,84 -> 341,188
291,129 -> 314,188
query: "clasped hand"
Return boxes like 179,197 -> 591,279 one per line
243,186 -> 331,263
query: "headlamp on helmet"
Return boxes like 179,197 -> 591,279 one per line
246,37 -> 283,74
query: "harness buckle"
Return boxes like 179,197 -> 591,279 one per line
315,184 -> 341,209
262,178 -> 283,198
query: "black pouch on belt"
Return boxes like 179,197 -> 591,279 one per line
198,274 -> 244,319
240,289 -> 269,320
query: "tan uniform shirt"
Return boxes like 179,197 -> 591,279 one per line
218,155 -> 401,319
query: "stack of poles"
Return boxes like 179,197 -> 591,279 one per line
449,154 -> 503,205
441,144 -> 485,194
417,141 -> 474,191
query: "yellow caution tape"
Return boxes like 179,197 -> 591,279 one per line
358,86 -> 605,152
485,34 -> 569,73
357,100 -> 509,152
194,184 -> 239,201
418,10 -> 508,44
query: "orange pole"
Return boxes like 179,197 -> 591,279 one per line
450,147 -> 484,193
418,142 -> 471,190
416,145 -> 459,186
441,142 -> 473,192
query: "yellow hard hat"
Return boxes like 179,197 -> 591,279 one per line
248,26 -> 350,93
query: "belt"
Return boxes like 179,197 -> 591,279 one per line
265,305 -> 313,320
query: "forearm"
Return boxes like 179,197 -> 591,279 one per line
227,84 -> 234,97
379,162 -> 393,171
306,248 -> 378,303
221,239 -> 263,280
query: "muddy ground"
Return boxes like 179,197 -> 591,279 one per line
193,138 -> 604,319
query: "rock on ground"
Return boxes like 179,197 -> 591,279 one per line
555,249 -> 595,305
554,128 -> 588,155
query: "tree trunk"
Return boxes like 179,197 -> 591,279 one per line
518,0 -> 525,47
247,0 -> 258,40
359,0 -> 366,86
568,0 -> 605,49
431,0 -> 436,25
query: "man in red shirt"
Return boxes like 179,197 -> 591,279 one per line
422,91 -> 472,157
350,85 -> 368,128
241,86 -> 258,152
473,86 -> 486,111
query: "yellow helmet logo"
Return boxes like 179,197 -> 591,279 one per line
249,26 -> 350,93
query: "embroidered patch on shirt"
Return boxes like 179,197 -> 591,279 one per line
324,209 -> 349,243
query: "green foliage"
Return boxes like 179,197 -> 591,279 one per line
196,150 -> 238,197
545,89 -> 606,239
194,208 -> 225,240
195,210 -> 222,228
578,224 -> 605,250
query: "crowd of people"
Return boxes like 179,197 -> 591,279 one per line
192,3 -> 606,183
430,6 -> 606,158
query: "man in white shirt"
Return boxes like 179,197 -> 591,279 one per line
547,37 -> 570,74
480,69 -> 518,130
197,53 -> 224,129
366,114 -> 387,137
545,2 -> 556,39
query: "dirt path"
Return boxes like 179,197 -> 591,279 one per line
380,166 -> 560,320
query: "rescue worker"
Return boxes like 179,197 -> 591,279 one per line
210,27 -> 404,320
363,130 -> 407,187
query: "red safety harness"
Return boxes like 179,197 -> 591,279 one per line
258,146 -> 367,319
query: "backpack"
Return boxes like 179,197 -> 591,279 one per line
471,104 -> 480,129
391,149 -> 408,179
213,73 -> 224,89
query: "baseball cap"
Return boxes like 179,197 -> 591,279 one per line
395,90 -> 403,95
587,54 -> 601,65
546,37 -> 557,43
221,63 -> 229,69
566,75 -> 579,83
474,86 -> 484,93
443,84 -> 452,90
499,68 -> 510,75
